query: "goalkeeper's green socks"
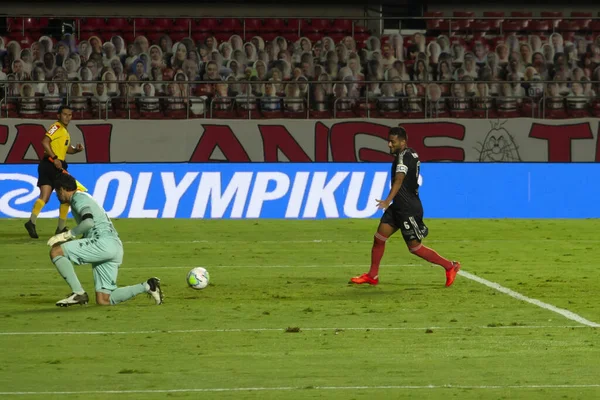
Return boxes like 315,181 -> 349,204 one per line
109,283 -> 147,305
52,256 -> 85,294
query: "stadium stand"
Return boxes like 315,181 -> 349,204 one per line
0,13 -> 599,119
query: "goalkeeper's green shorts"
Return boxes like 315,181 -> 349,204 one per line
61,237 -> 123,294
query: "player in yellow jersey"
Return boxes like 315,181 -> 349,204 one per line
25,105 -> 85,239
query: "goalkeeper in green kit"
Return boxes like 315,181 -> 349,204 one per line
47,174 -> 163,307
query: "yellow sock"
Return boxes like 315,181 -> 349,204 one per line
30,199 -> 45,224
58,203 -> 70,230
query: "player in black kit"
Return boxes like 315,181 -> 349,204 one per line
350,126 -> 461,287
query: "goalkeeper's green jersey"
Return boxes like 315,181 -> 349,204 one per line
70,191 -> 120,240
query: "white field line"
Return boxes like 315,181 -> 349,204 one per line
0,325 -> 591,336
1,384 -> 599,395
459,270 -> 600,328
116,239 -> 600,244
0,263 -> 417,272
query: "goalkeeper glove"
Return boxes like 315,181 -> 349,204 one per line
47,230 -> 75,247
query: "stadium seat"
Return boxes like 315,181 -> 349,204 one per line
527,20 -> 551,34
481,11 -> 505,29
134,18 -> 152,33
570,12 -> 592,28
172,18 -> 192,33
284,18 -> 304,33
153,18 -> 173,31
194,18 -> 217,33
329,19 -> 352,34
244,18 -> 263,34
558,20 -> 586,32
215,18 -> 242,33
106,18 -> 131,32
82,17 -> 106,32
306,18 -> 331,34
541,11 -> 562,28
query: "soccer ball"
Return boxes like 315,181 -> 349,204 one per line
187,267 -> 210,290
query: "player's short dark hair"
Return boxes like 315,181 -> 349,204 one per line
57,104 -> 72,115
54,174 -> 77,192
389,126 -> 407,140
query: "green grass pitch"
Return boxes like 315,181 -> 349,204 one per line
0,218 -> 599,400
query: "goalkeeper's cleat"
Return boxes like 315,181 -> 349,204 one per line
445,261 -> 461,287
55,227 -> 69,235
349,273 -> 379,285
25,220 -> 39,239
146,277 -> 163,305
56,292 -> 89,307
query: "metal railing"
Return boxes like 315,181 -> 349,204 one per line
1,79 -> 597,120
4,14 -> 600,40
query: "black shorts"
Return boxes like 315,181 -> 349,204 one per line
380,207 -> 429,243
37,158 -> 68,188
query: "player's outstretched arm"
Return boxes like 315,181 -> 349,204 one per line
377,173 -> 405,210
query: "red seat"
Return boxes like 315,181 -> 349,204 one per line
510,11 -> 533,18
426,18 -> 441,30
134,18 -> 152,33
194,18 -> 217,32
306,18 -> 331,33
261,18 -> 284,33
106,18 -> 131,32
557,20 -> 586,32
244,18 -> 263,33
353,24 -> 369,33
214,33 -> 232,42
153,18 -> 173,30
330,19 -> 352,33
282,33 -> 301,42
7,17 -> 23,32
172,18 -> 192,32
260,32 -> 278,42
590,21 -> 600,32
146,32 -> 164,43
482,11 -> 504,29
453,11 -> 475,22
500,21 -> 524,33
528,20 -> 551,33
309,110 -> 332,119
285,18 -> 304,33
215,18 -> 242,33
82,17 -> 106,32
284,111 -> 308,119
170,32 -> 188,41
471,21 -> 491,33
570,12 -> 592,28
541,12 -> 562,28
483,11 -> 505,18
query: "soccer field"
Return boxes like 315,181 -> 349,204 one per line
0,218 -> 599,400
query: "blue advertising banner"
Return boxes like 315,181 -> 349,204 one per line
0,163 -> 599,219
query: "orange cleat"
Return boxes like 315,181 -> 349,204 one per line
445,261 -> 461,287
349,273 -> 379,285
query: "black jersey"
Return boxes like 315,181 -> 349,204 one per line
390,147 -> 423,215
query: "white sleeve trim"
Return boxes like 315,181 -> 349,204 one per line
396,164 -> 408,174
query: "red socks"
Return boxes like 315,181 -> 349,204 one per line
409,243 -> 453,270
367,233 -> 388,278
